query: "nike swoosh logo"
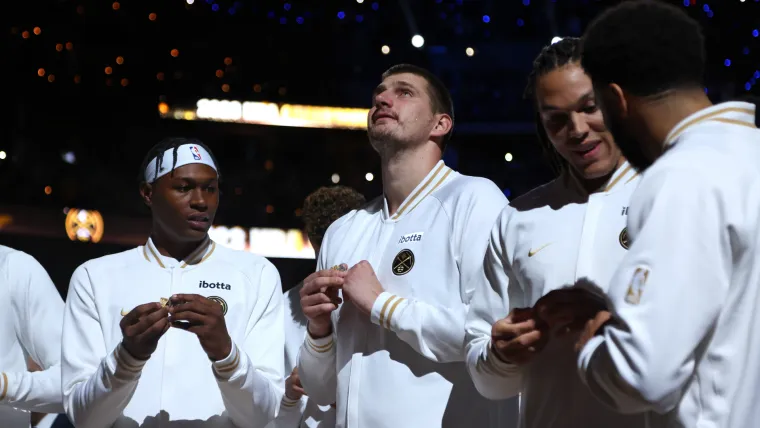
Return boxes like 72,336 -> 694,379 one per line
528,243 -> 552,257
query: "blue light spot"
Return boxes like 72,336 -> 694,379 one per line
296,16 -> 304,24
706,10 -> 713,18
702,4 -> 710,11
683,0 -> 689,6
503,189 -> 512,198
211,4 -> 219,11
455,0 -> 463,4
752,77 -> 757,85
704,87 -> 708,94
517,18 -> 524,27
753,29 -> 759,38
523,0 -> 530,5
743,47 -> 751,55
482,15 -> 490,23
356,14 -> 363,22
284,3 -> 291,11
746,83 -> 753,91
337,11 -> 345,19
205,0 -> 212,4
724,59 -> 731,67
279,17 -> 287,24
754,70 -> 760,79
371,2 -> 379,10
267,11 -> 275,18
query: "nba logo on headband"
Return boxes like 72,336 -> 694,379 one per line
190,146 -> 202,161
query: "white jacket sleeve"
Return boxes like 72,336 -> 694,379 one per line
464,207 -> 526,400
370,181 -> 508,363
0,251 -> 65,413
62,265 -> 148,428
577,167 -> 729,414
213,262 -> 286,428
297,234 -> 338,407
271,394 -> 307,428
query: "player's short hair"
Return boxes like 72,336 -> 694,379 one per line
381,64 -> 455,145
581,0 -> 706,97
523,37 -> 583,175
138,137 -> 221,184
302,186 -> 366,248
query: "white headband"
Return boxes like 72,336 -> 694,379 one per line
144,144 -> 217,183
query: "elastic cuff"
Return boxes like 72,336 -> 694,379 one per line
577,335 -> 605,385
282,395 -> 301,409
213,343 -> 241,379
370,292 -> 407,330
114,344 -> 148,377
0,372 -> 8,402
304,331 -> 334,355
485,340 -> 522,377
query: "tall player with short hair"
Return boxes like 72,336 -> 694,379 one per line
544,2 -> 760,427
61,138 -> 285,428
464,37 -> 644,428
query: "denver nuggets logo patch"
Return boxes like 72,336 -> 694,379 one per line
619,227 -> 630,250
208,296 -> 228,316
392,249 -> 414,276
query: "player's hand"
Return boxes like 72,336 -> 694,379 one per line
285,367 -> 306,400
534,288 -> 608,335
169,294 -> 232,361
575,310 -> 612,352
300,266 -> 346,338
490,308 -> 549,365
120,302 -> 170,360
342,261 -> 384,316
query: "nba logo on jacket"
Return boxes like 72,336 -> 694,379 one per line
190,146 -> 202,160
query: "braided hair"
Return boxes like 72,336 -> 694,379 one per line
523,37 -> 583,176
138,137 -> 222,184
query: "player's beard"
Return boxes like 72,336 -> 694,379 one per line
604,110 -> 653,173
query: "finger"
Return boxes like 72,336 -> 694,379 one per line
301,293 -> 342,309
135,316 -> 170,343
125,307 -> 169,336
123,302 -> 162,326
302,276 -> 345,296
170,299 -> 211,316
293,386 -> 306,395
170,294 -> 210,306
171,310 -> 208,326
492,318 -> 538,340
303,303 -> 339,319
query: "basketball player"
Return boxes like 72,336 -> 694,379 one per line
545,2 -> 760,427
463,37 -> 644,428
0,247 -> 65,427
61,138 -> 285,428
273,186 -> 365,428
297,64 -> 516,427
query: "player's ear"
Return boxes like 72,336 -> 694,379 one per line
430,113 -> 453,139
606,83 -> 629,119
140,182 -> 154,208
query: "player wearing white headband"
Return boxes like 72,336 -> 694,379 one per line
61,137 -> 286,428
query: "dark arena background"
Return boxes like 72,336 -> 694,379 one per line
5,0 -> 759,296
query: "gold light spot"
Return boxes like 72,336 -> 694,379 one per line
215,69 -> 224,78
120,78 -> 129,86
170,49 -> 179,57
221,84 -> 230,92
22,31 -> 30,39
112,2 -> 120,10
56,43 -> 63,52
44,186 -> 52,195
116,56 -> 124,65
148,12 -> 157,21
66,42 -> 74,50
158,102 -> 169,114
37,68 -> 45,77
156,72 -> 165,81
224,57 -> 232,65
33,27 -> 42,35
48,74 -> 55,82
104,66 -> 112,75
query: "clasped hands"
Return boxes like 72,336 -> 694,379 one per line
490,282 -> 613,366
120,294 -> 232,362
300,261 -> 384,338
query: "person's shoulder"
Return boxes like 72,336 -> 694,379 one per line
0,245 -> 39,269
439,172 -> 504,199
74,247 -> 142,276
211,242 -> 279,275
323,196 -> 383,239
508,178 -> 562,211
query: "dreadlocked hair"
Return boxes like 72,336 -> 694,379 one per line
138,137 -> 222,184
523,37 -> 583,176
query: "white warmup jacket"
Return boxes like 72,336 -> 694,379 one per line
577,102 -> 760,428
298,161 -> 519,428
267,285 -> 335,428
464,162 -> 646,428
61,237 -> 285,428
0,245 -> 65,428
